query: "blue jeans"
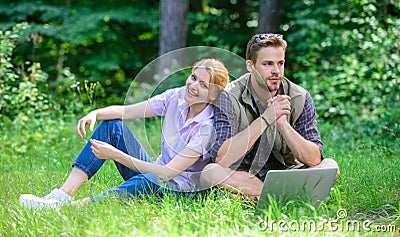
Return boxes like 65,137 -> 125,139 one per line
72,119 -> 178,202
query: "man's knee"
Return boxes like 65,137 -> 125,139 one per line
202,163 -> 222,172
200,163 -> 231,189
320,158 -> 339,168
200,163 -> 221,186
316,158 -> 340,180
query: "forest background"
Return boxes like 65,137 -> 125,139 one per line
1,0 -> 399,137
1,0 -> 399,235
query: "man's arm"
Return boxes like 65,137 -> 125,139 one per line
276,92 -> 322,166
216,116 -> 268,167
205,90 -> 238,162
215,95 -> 292,167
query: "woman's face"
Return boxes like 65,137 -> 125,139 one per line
184,67 -> 211,105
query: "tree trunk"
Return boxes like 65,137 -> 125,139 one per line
256,0 -> 282,33
159,0 -> 189,56
157,0 -> 189,81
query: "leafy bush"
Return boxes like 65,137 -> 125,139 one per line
0,22 -> 51,124
0,1 -> 160,107
285,0 -> 400,137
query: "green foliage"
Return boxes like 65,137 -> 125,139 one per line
1,0 -> 399,138
0,0 -> 258,110
0,22 -> 50,124
0,0 -> 160,107
284,0 -> 400,137
188,0 -> 257,55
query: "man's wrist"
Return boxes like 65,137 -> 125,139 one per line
260,115 -> 269,125
276,117 -> 290,131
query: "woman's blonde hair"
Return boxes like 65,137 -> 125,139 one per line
192,58 -> 229,101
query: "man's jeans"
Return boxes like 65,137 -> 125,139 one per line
72,119 -> 178,202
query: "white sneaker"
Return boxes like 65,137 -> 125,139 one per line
19,194 -> 63,209
43,188 -> 73,202
19,188 -> 73,210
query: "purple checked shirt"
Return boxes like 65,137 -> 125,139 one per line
148,87 -> 215,191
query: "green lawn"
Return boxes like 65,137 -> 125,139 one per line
1,118 -> 399,236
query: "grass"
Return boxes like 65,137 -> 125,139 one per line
0,117 -> 399,236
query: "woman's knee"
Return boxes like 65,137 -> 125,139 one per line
102,119 -> 123,128
94,119 -> 123,134
117,174 -> 159,196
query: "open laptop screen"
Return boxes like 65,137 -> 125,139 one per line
256,168 -> 338,209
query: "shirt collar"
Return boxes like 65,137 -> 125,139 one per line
240,74 -> 290,111
178,97 -> 214,124
240,74 -> 254,107
240,74 -> 259,114
190,104 -> 214,123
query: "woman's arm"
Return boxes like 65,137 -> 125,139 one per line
93,101 -> 157,120
90,139 -> 201,181
77,101 -> 156,139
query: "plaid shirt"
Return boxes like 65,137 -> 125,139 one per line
294,91 -> 324,155
240,89 -> 324,181
205,90 -> 238,162
209,78 -> 323,181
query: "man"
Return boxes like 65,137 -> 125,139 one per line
201,33 -> 339,198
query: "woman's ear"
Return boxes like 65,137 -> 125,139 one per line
246,60 -> 253,72
208,85 -> 221,102
208,89 -> 217,102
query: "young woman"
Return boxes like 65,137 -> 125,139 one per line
19,58 -> 230,209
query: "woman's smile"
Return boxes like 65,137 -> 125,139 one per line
184,67 -> 210,104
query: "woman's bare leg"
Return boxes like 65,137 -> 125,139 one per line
60,167 -> 89,197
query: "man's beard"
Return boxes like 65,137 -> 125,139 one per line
255,73 -> 282,92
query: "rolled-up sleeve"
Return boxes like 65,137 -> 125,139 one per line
293,91 -> 324,156
148,88 -> 178,116
205,90 -> 238,162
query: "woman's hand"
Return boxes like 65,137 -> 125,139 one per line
76,112 -> 98,139
90,139 -> 121,160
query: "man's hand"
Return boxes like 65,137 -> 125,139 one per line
90,139 -> 120,160
76,112 -> 97,139
262,95 -> 291,126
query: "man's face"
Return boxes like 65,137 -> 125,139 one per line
247,46 -> 285,94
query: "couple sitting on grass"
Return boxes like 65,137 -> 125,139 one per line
19,34 -> 339,209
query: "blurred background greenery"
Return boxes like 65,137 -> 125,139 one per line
0,0 -> 399,139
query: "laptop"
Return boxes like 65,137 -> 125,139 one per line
256,167 -> 338,210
